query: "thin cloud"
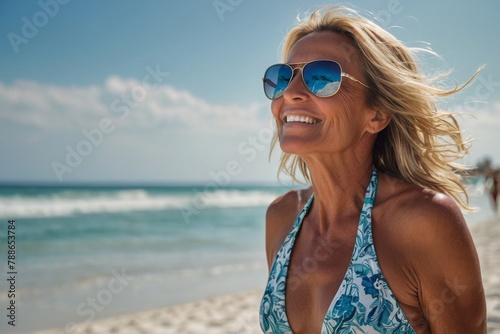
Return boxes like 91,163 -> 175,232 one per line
453,101 -> 500,166
0,77 -> 269,133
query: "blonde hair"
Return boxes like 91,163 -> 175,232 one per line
271,5 -> 478,210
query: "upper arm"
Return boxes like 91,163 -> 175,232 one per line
264,190 -> 300,271
404,194 -> 486,333
265,199 -> 281,271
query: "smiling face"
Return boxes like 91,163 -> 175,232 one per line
271,31 -> 378,160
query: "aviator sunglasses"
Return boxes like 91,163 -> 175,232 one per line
262,59 -> 369,100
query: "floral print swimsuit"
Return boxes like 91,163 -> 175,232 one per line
259,169 -> 416,333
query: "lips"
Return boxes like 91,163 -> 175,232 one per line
285,115 -> 320,124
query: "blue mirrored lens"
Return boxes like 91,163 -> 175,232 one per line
303,60 -> 341,97
263,64 -> 292,100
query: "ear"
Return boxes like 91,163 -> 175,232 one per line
366,108 -> 391,134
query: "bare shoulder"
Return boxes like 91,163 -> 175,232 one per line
375,172 -> 478,282
376,172 -> 470,248
264,188 -> 312,270
376,173 -> 486,332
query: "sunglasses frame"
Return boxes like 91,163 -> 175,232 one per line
262,59 -> 369,100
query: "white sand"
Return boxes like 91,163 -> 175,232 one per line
36,290 -> 263,334
37,217 -> 500,334
470,217 -> 500,333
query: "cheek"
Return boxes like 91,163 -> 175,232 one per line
319,96 -> 365,136
318,97 -> 350,124
327,92 -> 363,118
270,100 -> 282,122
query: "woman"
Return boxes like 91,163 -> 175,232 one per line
489,170 -> 499,213
259,5 -> 486,334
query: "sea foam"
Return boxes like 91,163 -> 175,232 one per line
0,188 -> 279,218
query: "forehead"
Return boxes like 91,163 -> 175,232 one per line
287,31 -> 359,67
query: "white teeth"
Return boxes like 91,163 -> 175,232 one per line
286,115 -> 317,124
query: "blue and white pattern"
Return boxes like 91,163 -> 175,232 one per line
259,169 -> 416,333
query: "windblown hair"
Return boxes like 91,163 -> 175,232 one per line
271,5 -> 478,210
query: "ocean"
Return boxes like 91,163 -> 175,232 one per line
0,178 -> 495,333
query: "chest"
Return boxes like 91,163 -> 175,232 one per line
285,222 -> 358,333
284,214 -> 420,333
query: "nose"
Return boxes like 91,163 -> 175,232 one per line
282,68 -> 309,101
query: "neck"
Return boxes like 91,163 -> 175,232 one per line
304,153 -> 374,232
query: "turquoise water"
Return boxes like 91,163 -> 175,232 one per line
0,179 -> 495,333
0,185 -> 286,333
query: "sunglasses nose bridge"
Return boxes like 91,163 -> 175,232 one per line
283,66 -> 308,96
283,65 -> 301,84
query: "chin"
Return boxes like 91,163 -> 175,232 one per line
279,138 -> 313,155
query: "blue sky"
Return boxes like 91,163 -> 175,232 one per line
0,0 -> 499,184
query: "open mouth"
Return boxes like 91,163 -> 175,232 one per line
285,115 -> 319,124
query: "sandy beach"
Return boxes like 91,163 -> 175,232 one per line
36,289 -> 263,334
36,216 -> 500,334
471,216 -> 500,333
